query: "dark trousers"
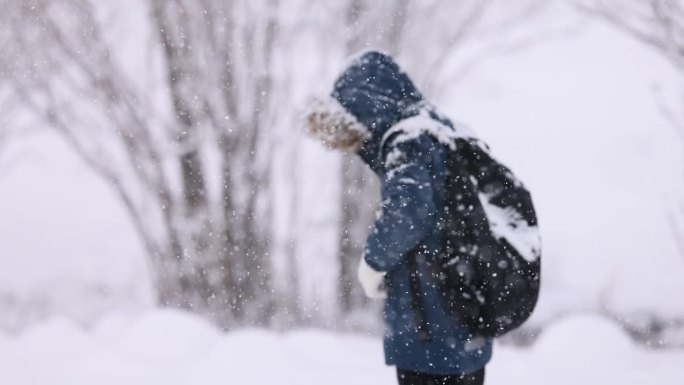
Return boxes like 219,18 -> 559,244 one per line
396,367 -> 485,385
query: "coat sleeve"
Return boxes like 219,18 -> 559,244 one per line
363,135 -> 438,272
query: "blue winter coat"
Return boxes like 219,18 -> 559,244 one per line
332,51 -> 492,374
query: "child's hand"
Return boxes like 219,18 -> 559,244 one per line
357,257 -> 387,299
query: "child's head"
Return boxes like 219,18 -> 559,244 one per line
304,51 -> 421,154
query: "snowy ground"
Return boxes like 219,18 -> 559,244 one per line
1,310 -> 682,385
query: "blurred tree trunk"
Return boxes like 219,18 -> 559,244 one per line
149,0 -> 280,324
151,0 -> 219,317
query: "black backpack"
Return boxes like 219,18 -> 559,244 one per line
406,135 -> 541,340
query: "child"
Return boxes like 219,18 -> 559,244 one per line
306,51 -> 492,385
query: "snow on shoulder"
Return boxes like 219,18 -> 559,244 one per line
381,107 -> 477,152
381,107 -> 541,262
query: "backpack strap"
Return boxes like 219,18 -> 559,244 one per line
405,243 -> 431,343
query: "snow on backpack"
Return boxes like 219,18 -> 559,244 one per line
383,108 -> 541,339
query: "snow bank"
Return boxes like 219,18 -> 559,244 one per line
115,310 -> 220,362
1,311 -> 682,385
0,130 -> 152,330
489,314 -> 684,385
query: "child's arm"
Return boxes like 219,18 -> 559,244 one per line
362,135 -> 439,273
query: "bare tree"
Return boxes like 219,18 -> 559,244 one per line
0,0 -> 285,328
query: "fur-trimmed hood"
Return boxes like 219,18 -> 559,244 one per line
304,95 -> 370,152
306,51 -> 423,171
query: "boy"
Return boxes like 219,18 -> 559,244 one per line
306,51 -> 489,385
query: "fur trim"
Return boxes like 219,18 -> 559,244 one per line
304,95 -> 371,152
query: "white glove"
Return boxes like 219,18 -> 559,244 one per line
357,257 -> 387,299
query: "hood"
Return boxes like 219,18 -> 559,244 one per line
304,51 -> 424,171
332,51 -> 423,171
